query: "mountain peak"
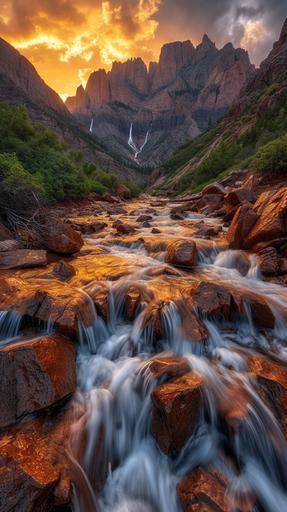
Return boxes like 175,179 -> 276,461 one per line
201,34 -> 215,47
279,17 -> 287,42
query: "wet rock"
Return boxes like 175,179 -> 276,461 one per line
249,354 -> 287,438
170,212 -> 185,220
0,278 -> 96,339
116,223 -> 135,235
73,220 -> 107,235
244,187 -> 287,249
257,247 -> 279,275
136,214 -> 153,223
232,290 -> 275,329
177,466 -> 228,512
227,201 -> 259,249
195,225 -> 221,238
151,227 -> 161,234
151,373 -> 202,454
165,240 -> 198,268
112,219 -> 122,228
0,249 -> 47,269
202,183 -> 225,197
0,334 -> 76,428
52,260 -> 76,281
87,281 -> 110,320
198,194 -> 224,215
0,239 -> 20,252
125,284 -> 154,321
193,281 -> 232,319
224,187 -> 254,221
178,302 -> 209,342
42,220 -> 83,255
147,356 -> 190,383
0,408 -> 74,510
142,221 -> 151,228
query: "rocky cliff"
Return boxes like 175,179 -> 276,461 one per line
0,38 -> 142,182
66,35 -> 254,167
154,17 -> 287,195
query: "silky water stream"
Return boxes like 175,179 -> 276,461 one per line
1,200 -> 287,511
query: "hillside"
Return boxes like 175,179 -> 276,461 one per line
154,18 -> 287,196
0,103 -> 140,219
0,38 -> 143,184
66,36 -> 254,167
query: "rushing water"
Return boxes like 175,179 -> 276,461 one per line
1,199 -> 287,511
65,202 -> 287,511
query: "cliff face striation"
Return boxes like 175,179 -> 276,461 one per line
0,37 -> 143,182
153,17 -> 287,196
66,36 -> 254,167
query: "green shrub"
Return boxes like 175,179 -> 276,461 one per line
251,133 -> 287,173
0,103 -> 122,204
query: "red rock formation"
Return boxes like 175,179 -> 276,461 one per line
151,373 -> 202,453
0,335 -> 76,428
165,240 -> 198,268
0,37 -> 67,115
177,466 -> 229,512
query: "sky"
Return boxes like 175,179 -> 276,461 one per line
1,0 -> 286,99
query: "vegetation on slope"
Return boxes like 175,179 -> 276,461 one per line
0,103 -> 140,214
157,81 -> 287,195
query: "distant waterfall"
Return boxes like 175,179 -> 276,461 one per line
128,123 -> 149,163
89,118 -> 94,133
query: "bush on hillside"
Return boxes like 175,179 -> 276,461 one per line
0,103 -> 140,207
251,134 -> 287,173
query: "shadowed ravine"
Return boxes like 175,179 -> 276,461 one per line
1,195 -> 287,512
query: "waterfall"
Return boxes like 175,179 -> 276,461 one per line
89,118 -> 94,133
128,123 -> 150,163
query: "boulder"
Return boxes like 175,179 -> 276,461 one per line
193,281 -> 232,319
232,290 -> 275,329
0,334 -> 76,428
257,247 -> 279,275
244,187 -> 287,249
42,221 -> 83,255
224,187 -> 254,221
116,223 -> 135,235
177,467 -> 228,512
249,354 -> 287,438
148,356 -> 190,383
151,373 -> 202,453
226,201 -> 259,249
151,227 -> 161,234
52,260 -> 76,281
0,278 -> 96,339
0,249 -> 47,269
0,408 -> 74,510
136,214 -> 152,223
165,240 -> 198,268
178,302 -> 209,342
202,183 -> 225,196
124,284 -> 154,321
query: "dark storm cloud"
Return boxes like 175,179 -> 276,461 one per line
154,0 -> 287,64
